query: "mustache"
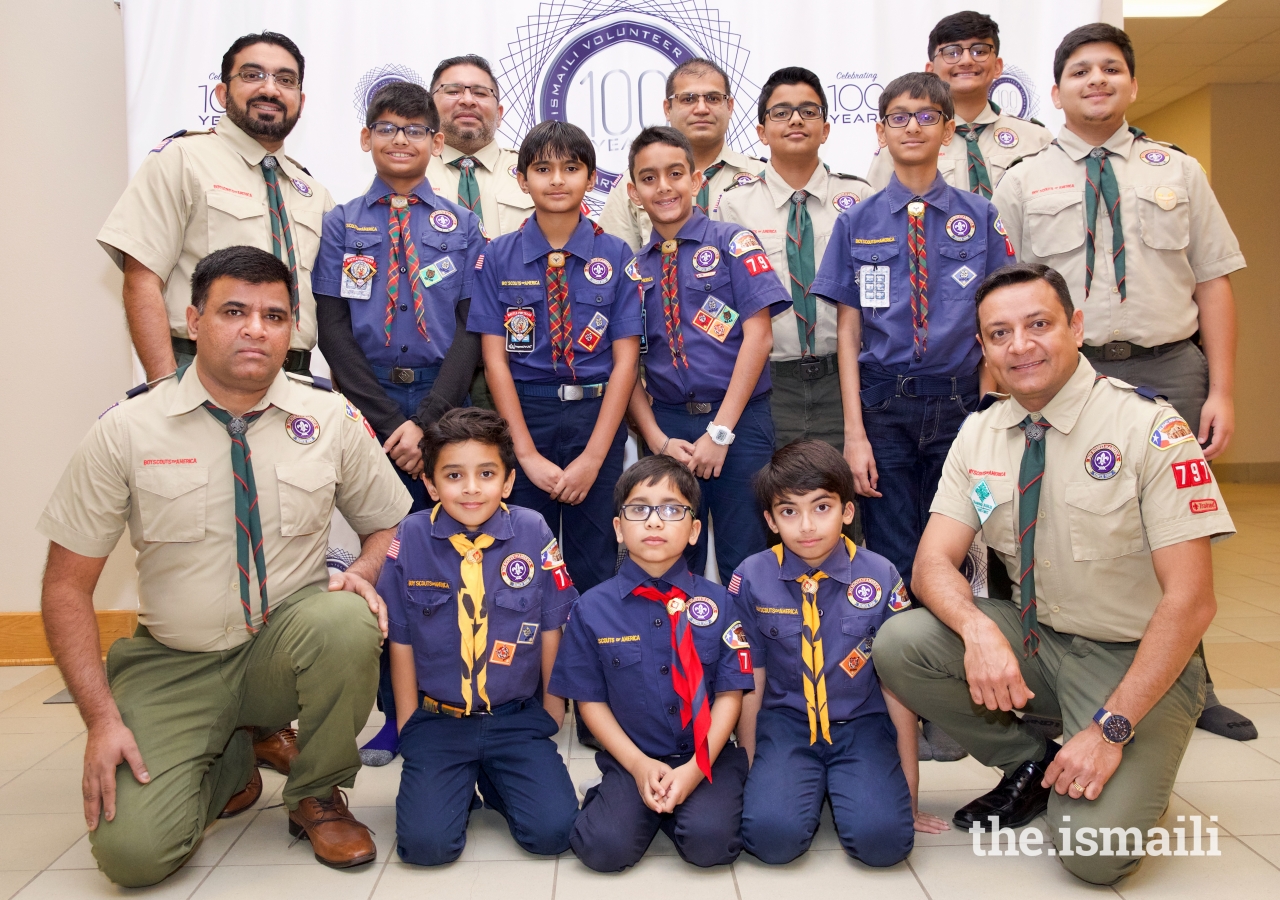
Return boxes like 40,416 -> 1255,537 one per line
245,95 -> 286,114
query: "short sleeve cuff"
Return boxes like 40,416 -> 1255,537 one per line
541,598 -> 573,630
36,512 -> 122,559
95,228 -> 172,281
929,498 -> 982,531
717,672 -> 755,693
609,314 -> 645,338
1145,515 -> 1236,552
311,275 -> 342,296
1192,252 -> 1246,283
343,494 -> 413,536
387,621 -> 413,645
809,276 -> 856,306
547,673 -> 608,703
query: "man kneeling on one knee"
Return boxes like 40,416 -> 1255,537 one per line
38,246 -> 412,887
874,263 -> 1233,885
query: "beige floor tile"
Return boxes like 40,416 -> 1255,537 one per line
0,695 -> 86,722
1202,624 -> 1254,644
0,719 -> 86,735
1208,686 -> 1279,705
0,670 -> 49,694
373,858 -> 554,899
0,671 -> 65,716
30,734 -> 85,770
1203,643 -> 1280,688
912,790 -> 1023,847
1250,738 -> 1280,763
1114,836 -> 1280,898
0,769 -> 85,815
734,849 -> 927,900
1238,834 -> 1280,868
1209,596 -> 1276,619
0,814 -> 87,872
216,805 -> 393,866
567,757 -> 602,800
342,758 -> 402,808
0,774 -> 20,791
556,853 -> 738,900
1217,617 -> 1280,642
0,872 -> 36,900
917,756 -> 1002,793
14,865 -> 209,899
0,734 -> 76,771
189,863 -> 381,899
1174,737 -> 1280,782
1175,780 -> 1280,836
907,841 -> 1116,899
453,808 -> 553,863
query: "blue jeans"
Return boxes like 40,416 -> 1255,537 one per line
377,374 -> 440,514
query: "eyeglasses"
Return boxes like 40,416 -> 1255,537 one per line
619,504 -> 694,522
433,83 -> 498,101
882,109 -> 948,128
231,68 -> 300,90
765,103 -> 825,122
369,122 -> 435,141
934,42 -> 996,63
668,91 -> 729,108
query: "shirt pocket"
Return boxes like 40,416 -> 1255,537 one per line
492,586 -> 538,619
975,477 -> 1018,556
599,639 -> 647,706
293,208 -> 324,272
135,466 -> 209,542
1064,478 -> 1145,560
275,461 -> 336,536
1135,184 -> 1191,251
206,190 -> 266,252
759,614 -> 804,690
1026,192 -> 1086,258
936,241 -> 988,298
839,612 -> 880,677
406,587 -> 454,656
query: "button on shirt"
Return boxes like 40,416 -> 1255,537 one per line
97,117 -> 335,351
634,209 -> 792,405
380,504 -> 577,708
467,214 -> 643,385
811,172 -> 1014,377
427,142 -> 533,237
37,369 -> 411,652
549,559 -> 755,760
992,124 -> 1246,348
732,541 -> 906,722
931,356 -> 1236,643
311,176 -> 484,370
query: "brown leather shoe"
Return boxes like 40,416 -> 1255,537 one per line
287,787 -> 377,868
254,727 -> 299,775
218,767 -> 262,819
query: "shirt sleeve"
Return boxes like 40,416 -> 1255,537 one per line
464,246 -> 506,335
333,404 -> 412,533
729,570 -> 767,670
539,521 -> 579,628
810,212 -> 859,306
1183,155 -> 1246,283
607,249 -> 645,339
882,564 -> 911,619
726,228 -> 792,318
378,529 -> 412,646
460,211 -> 487,301
983,199 -> 1018,275
96,143 -> 192,277
714,589 -> 757,692
547,600 -> 609,702
310,206 -> 348,298
316,294 -> 406,439
929,418 -> 984,530
36,411 -> 132,558
1137,407 -> 1235,550
598,179 -> 645,252
991,172 -> 1026,261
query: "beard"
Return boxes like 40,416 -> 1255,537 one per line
441,114 -> 496,152
224,92 -> 300,142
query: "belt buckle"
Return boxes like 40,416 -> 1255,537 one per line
686,401 -> 713,415
391,367 -> 415,384
898,376 -> 917,398
798,357 -> 823,381
558,384 -> 584,401
1103,342 -> 1132,361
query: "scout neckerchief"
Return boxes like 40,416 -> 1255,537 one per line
954,123 -> 994,199
449,156 -> 483,224
1083,140 -> 1127,301
378,194 -> 429,346
202,402 -> 270,632
696,160 -> 727,213
906,198 -> 929,360
632,582 -> 714,781
1016,414 -> 1050,657
546,249 -> 575,376
659,238 -> 688,369
773,541 -> 834,744
786,189 -> 818,357
447,518 -> 496,714
260,156 -> 300,329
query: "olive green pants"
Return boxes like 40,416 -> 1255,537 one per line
875,599 -> 1205,885
89,585 -> 381,887
768,366 -> 844,449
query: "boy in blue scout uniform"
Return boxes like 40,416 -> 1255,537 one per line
469,121 -> 641,592
378,408 -> 579,865
549,456 -> 755,871
623,126 -> 792,582
731,441 -> 949,867
812,72 -> 1014,598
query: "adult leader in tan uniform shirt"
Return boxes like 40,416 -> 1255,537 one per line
98,32 -> 334,380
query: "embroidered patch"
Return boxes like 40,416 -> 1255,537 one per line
553,567 -> 574,590
429,210 -> 458,232
722,620 -> 750,649
686,597 -> 719,626
971,478 -> 997,524
1085,443 -> 1122,480
738,647 -> 754,674
475,252 -> 485,270
584,258 -> 613,284
1150,416 -> 1195,450
478,220 -> 489,240
848,577 -> 882,609
728,230 -> 762,257
509,164 -> 519,177
386,538 -> 401,560
734,172 -> 758,186
946,214 -> 976,242
993,216 -> 1008,236
1155,186 -> 1178,210
833,191 -> 860,211
419,256 -> 457,288
501,553 -> 535,588
577,324 -> 603,352
344,401 -> 361,421
285,414 -> 320,444
516,622 -> 540,644
291,177 -> 312,197
489,641 -> 517,665
727,573 -> 742,595
1141,148 -> 1171,166
888,580 -> 911,612
407,580 -> 450,588
692,296 -> 738,342
504,307 -> 535,353
540,539 -> 565,570
1190,498 -> 1219,514
1171,459 -> 1212,489
342,254 -> 377,290
995,128 -> 1019,148
625,257 -> 641,281
952,265 -> 978,289
840,639 -> 874,678
692,245 -> 720,272
742,252 -> 773,277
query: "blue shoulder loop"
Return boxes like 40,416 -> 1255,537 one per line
125,382 -> 150,399
309,375 -> 334,392
976,392 -> 1002,412
1134,385 -> 1164,402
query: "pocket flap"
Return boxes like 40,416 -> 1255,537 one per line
344,230 -> 384,251
406,587 -> 452,608
936,241 -> 987,261
1027,191 -> 1084,216
850,242 -> 901,263
206,189 -> 263,219
136,466 -> 209,499
604,640 -> 643,667
1135,184 -> 1188,207
276,461 -> 336,493
761,616 -> 804,639
1065,479 -> 1136,516
840,614 -> 879,638
293,208 -> 324,236
493,587 -> 534,613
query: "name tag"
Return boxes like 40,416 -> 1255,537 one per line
341,253 -> 377,301
859,265 -> 890,308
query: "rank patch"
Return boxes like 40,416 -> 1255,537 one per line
1171,459 -> 1212,489
888,580 -> 911,612
849,577 -> 882,609
840,637 -> 874,677
1150,416 -> 1195,450
1190,498 -> 1219,514
286,414 -> 320,444
728,230 -> 763,257
995,128 -> 1019,148
946,214 -> 976,242
693,296 -> 739,342
686,597 -> 719,626
742,252 -> 773,277
501,553 -> 535,588
833,191 -> 860,211
1085,443 -> 1122,480
489,641 -> 516,666
722,620 -> 750,649
1141,148 -> 1171,166
692,245 -> 720,272
951,265 -> 978,289
584,258 -> 613,284
419,256 -> 457,288
516,622 -> 539,645
577,325 -> 603,352
429,210 -> 458,232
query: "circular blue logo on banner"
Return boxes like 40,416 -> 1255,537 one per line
988,65 -> 1040,121
352,64 -> 426,123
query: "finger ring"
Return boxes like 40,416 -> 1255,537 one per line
1071,781 -> 1085,793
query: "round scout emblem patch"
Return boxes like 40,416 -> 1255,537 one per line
995,128 -> 1019,148
584,258 -> 613,284
285,414 -> 319,444
907,200 -> 925,217
291,177 -> 312,197
501,553 -> 535,588
686,597 -> 719,626
509,164 -> 519,177
430,210 -> 458,233
1155,187 -> 1178,211
734,172 -> 757,186
848,577 -> 883,609
1141,148 -> 1170,166
946,214 -> 976,242
1085,443 -> 1122,480
692,245 -> 720,272
833,191 -> 860,212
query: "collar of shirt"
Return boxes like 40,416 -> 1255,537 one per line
640,207 -> 712,257
614,556 -> 699,599
956,102 -> 1002,129
363,174 -> 442,209
762,159 -> 833,210
441,139 -> 503,172
427,502 -> 516,541
165,367 -> 306,418
775,538 -> 858,584
1055,121 -> 1136,162
990,353 -> 1098,434
519,213 -> 599,265
216,116 -> 306,180
883,171 -> 953,214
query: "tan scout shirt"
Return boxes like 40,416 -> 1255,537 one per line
712,161 -> 872,361
599,146 -> 764,252
427,141 -> 533,237
992,124 -> 1246,348
38,369 -> 411,653
868,102 -> 1053,192
931,356 -> 1234,643
97,117 -> 335,352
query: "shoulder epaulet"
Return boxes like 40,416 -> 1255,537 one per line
286,372 -> 334,392
113,370 -> 178,408
149,129 -> 209,153
976,392 -> 1004,412
832,171 -> 870,185
1028,117 -> 1047,128
1133,384 -> 1166,403
1006,141 -> 1055,170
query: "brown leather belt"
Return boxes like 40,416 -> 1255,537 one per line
1081,338 -> 1189,362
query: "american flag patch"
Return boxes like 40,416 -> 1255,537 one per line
474,253 -> 485,270
727,573 -> 742,595
386,538 -> 400,560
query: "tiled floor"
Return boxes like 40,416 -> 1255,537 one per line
3,483 -> 1280,898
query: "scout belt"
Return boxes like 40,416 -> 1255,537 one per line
372,364 -> 442,385
1081,338 -> 1190,362
419,693 -> 529,717
514,381 -> 608,401
172,336 -> 311,374
771,353 -> 838,382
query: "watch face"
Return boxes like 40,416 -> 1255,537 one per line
1101,713 -> 1132,743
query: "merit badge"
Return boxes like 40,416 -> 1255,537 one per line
625,257 -> 642,281
859,265 -> 890,309
504,307 -> 535,353
848,577 -> 882,609
340,254 -> 377,301
1141,148 -> 1170,166
946,214 -> 976,242
584,258 -> 613,284
489,641 -> 517,666
742,252 -> 773,277
840,637 -> 875,678
1190,498 -> 1219,514
501,553 -> 535,588
419,256 -> 457,288
952,266 -> 978,289
888,580 -> 911,612
727,230 -> 762,257
516,622 -> 540,644
907,200 -> 926,217
285,414 -> 319,444
1085,443 -> 1122,480
291,177 -> 312,197
722,620 -> 750,650
692,245 -> 720,272
995,128 -> 1019,148
540,538 -> 565,570
1150,416 -> 1195,451
971,478 -> 997,524
833,191 -> 860,212
1155,186 -> 1178,211
430,210 -> 458,232
1171,459 -> 1212,490
687,597 -> 719,626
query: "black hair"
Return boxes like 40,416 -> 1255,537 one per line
366,81 -> 439,131
628,125 -> 696,180
757,66 -> 828,124
613,455 -> 701,516
421,408 -> 517,480
190,245 -> 292,313
928,10 -> 1001,58
974,263 -> 1075,333
753,441 -> 856,511
220,32 -> 305,85
1053,23 -> 1136,84
878,71 -> 954,121
517,120 -> 596,176
430,54 -> 500,98
665,58 -> 732,99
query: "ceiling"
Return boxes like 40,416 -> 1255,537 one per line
1127,0 -> 1280,119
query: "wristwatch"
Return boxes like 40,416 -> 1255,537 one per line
1093,708 -> 1135,745
706,422 -> 736,446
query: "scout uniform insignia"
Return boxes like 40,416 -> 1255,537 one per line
1154,187 -> 1178,210
419,256 -> 458,288
691,296 -> 739,342
505,307 -> 535,353
833,191 -> 860,211
971,478 -> 997,524
995,128 -> 1019,148
584,258 -> 612,284
692,245 -> 720,273
501,553 -> 535,588
1150,416 -> 1194,450
577,311 -> 608,352
840,637 -> 874,678
727,230 -> 762,257
946,214 -> 975,242
848,577 -> 882,609
1140,148 -> 1171,166
888,580 -> 911,612
1085,443 -> 1122,480
686,597 -> 719,626
722,620 -> 750,649
430,210 -> 458,232
290,177 -> 312,197
341,254 -> 377,301
859,265 -> 890,308
516,622 -> 540,644
285,414 -> 320,444
952,266 -> 978,288
489,640 -> 516,665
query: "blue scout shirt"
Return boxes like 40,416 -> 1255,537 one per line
730,538 -> 909,722
810,172 -> 1014,378
468,214 -> 642,385
313,176 -> 485,370
632,209 -> 791,406
549,557 -> 755,759
380,503 -> 578,708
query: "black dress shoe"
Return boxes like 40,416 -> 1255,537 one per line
953,759 -> 1051,831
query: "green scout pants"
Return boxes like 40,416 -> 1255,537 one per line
768,359 -> 844,449
90,585 -> 381,887
875,599 -> 1205,885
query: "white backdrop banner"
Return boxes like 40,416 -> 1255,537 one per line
119,0 -> 1101,208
